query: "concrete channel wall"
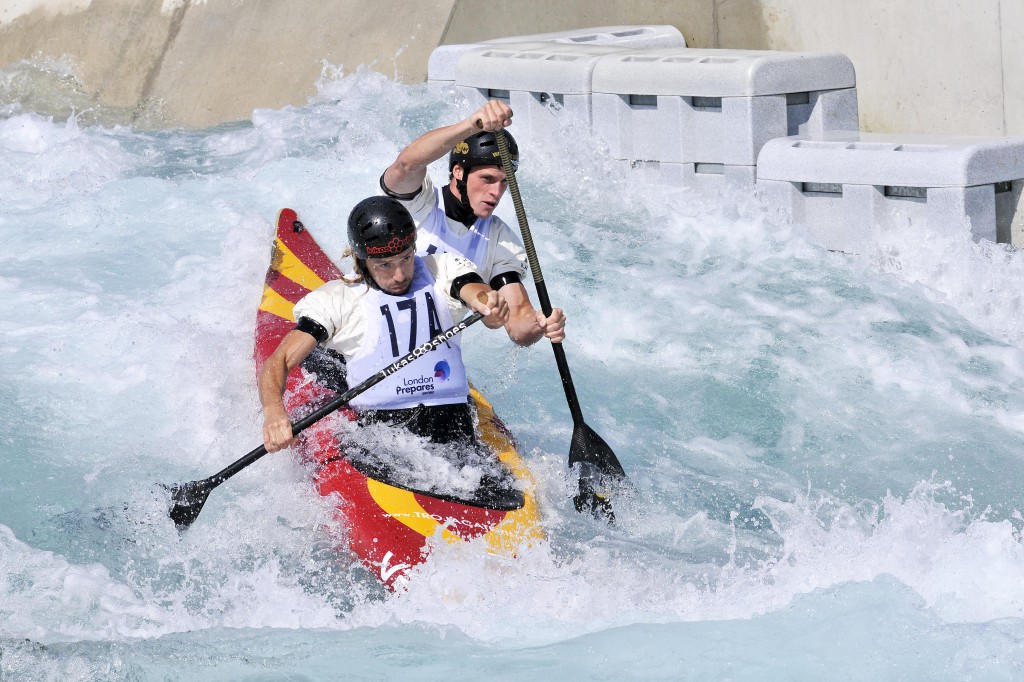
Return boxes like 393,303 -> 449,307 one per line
0,0 -> 1021,135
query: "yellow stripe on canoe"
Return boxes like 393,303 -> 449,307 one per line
259,283 -> 298,321
365,479 -> 463,543
470,386 -> 546,554
272,236 -> 327,291
258,236 -> 330,320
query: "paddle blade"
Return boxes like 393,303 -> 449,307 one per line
573,465 -> 616,521
167,479 -> 215,530
568,421 -> 626,477
569,422 -> 626,522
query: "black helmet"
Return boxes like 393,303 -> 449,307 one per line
347,196 -> 416,259
449,130 -> 519,175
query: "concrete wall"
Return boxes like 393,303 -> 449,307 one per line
713,0 -> 1024,137
0,0 -> 1021,135
0,0 -> 458,127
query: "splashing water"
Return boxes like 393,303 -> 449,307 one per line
3,61 -> 1024,679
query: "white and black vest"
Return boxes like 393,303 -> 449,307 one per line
416,186 -> 495,272
346,257 -> 468,410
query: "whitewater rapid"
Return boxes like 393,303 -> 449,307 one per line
3,64 -> 1024,679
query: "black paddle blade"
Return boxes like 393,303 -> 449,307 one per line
569,422 -> 626,522
569,421 -> 626,477
573,467 -> 616,522
167,479 -> 215,530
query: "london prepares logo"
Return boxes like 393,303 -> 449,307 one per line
395,361 -> 449,396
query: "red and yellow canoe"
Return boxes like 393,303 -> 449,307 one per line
255,208 -> 543,588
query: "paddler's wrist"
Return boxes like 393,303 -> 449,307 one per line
263,403 -> 289,424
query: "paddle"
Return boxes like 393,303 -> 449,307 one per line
494,129 -> 627,522
167,310 -> 485,530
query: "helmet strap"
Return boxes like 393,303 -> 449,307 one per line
443,177 -> 478,227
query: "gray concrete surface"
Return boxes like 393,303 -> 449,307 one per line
0,0 -> 1020,135
719,0 -> 1024,137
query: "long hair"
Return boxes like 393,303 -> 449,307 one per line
340,245 -> 371,289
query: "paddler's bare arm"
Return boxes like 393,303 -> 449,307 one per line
257,329 -> 319,452
459,283 -> 511,330
382,99 -> 514,195
499,281 -> 566,346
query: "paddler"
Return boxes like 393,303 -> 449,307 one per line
258,196 -> 564,453
380,99 -> 565,347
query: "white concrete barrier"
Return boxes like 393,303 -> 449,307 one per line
429,42 -> 545,88
756,131 -> 1024,252
486,25 -> 686,48
455,42 -> 631,137
590,48 -> 858,192
427,25 -> 685,84
431,35 -> 1024,250
630,161 -> 759,197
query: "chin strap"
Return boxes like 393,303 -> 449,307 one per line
443,177 -> 477,227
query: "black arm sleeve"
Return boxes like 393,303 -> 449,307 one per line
379,172 -> 422,201
294,316 -> 329,344
489,271 -> 523,290
450,272 -> 485,301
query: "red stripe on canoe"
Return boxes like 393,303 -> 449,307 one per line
415,495 -> 507,541
276,208 -> 344,283
266,269 -> 313,305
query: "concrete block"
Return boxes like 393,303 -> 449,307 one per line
756,131 -> 1024,250
931,185 -> 995,243
455,42 -> 631,136
428,45 -> 481,84
996,181 -> 1024,244
592,48 -> 856,97
428,25 -> 684,83
757,180 -> 885,255
485,24 -> 686,49
591,47 -> 858,167
790,88 -> 860,136
632,161 -> 757,197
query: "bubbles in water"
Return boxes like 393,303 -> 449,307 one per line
3,62 -> 1024,679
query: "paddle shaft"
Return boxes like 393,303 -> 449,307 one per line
494,131 -> 587,427
493,129 -> 626,522
193,311 -> 483,490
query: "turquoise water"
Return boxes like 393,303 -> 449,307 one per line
3,63 -> 1024,680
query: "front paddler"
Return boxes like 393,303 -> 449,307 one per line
258,196 -> 527,452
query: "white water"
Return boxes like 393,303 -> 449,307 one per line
3,62 -> 1024,680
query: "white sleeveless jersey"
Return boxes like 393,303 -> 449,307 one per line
386,175 -> 528,283
414,184 -> 495,270
345,257 -> 469,410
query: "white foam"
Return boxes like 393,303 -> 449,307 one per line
0,524 -> 164,641
4,68 -> 1024,673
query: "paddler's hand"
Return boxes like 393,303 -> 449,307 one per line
473,290 -> 510,330
262,405 -> 296,453
538,307 -> 566,344
472,99 -> 513,131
